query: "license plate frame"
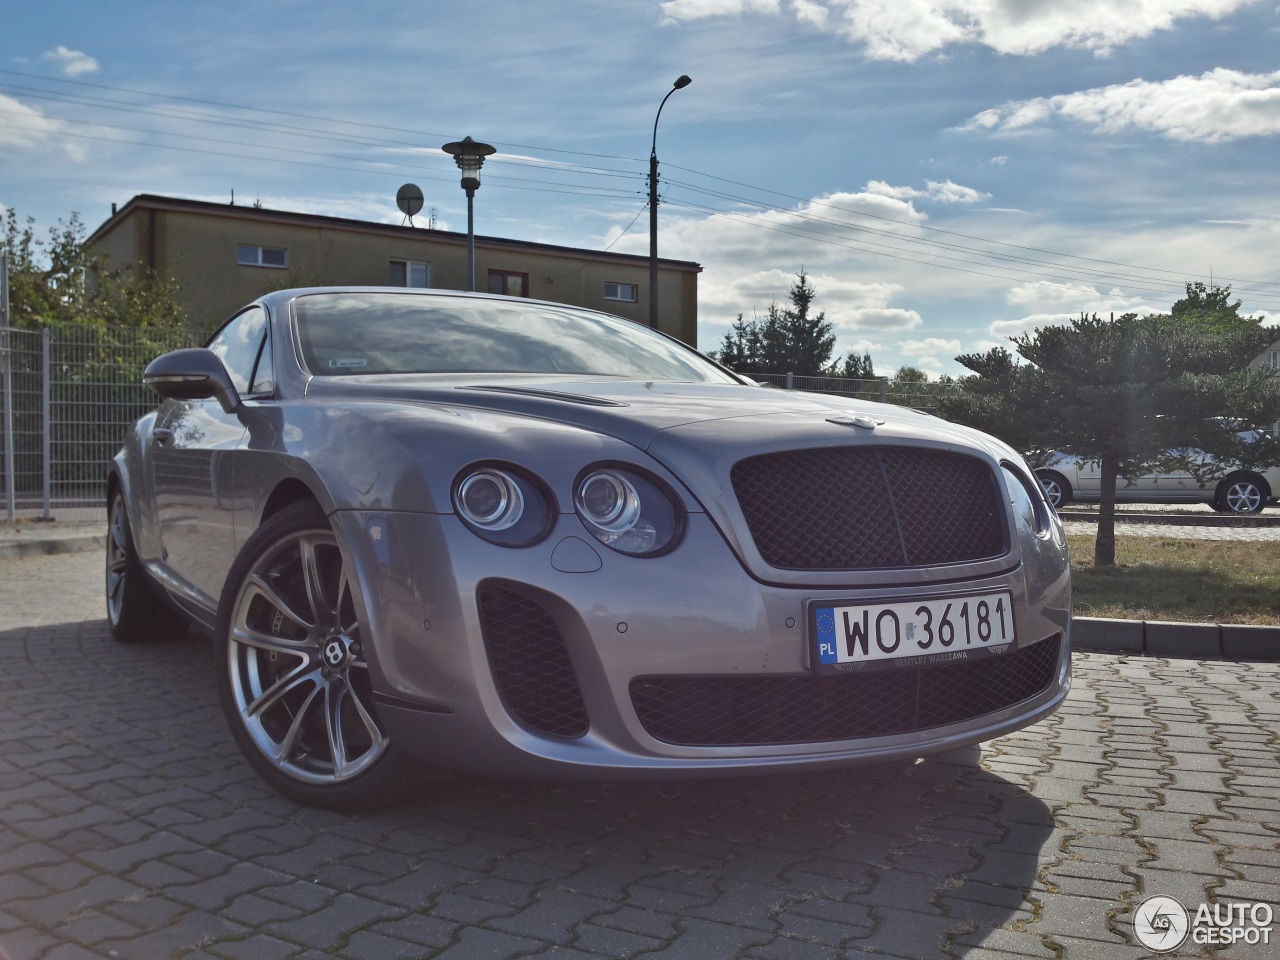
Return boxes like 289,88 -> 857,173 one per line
810,590 -> 1016,674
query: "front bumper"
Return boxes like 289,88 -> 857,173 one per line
335,510 -> 1071,778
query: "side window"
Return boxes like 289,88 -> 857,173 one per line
207,306 -> 270,396
390,259 -> 430,288
604,282 -> 638,302
487,269 -> 529,298
236,243 -> 288,268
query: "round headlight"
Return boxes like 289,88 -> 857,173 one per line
452,465 -> 553,547
574,465 -> 683,556
578,472 -> 641,532
458,470 -> 523,530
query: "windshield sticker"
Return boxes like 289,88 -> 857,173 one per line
328,358 -> 369,369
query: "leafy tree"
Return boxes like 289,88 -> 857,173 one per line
940,287 -> 1280,565
713,271 -> 869,377
2,208 -> 187,331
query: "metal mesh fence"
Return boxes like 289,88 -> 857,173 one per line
749,371 -> 958,415
2,323 -> 198,523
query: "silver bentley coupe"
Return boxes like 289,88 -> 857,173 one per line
108,287 -> 1071,808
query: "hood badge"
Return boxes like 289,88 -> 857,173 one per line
827,414 -> 884,430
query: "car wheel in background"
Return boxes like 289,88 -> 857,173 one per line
215,501 -> 401,808
1215,474 -> 1267,514
1036,471 -> 1072,509
106,489 -> 188,643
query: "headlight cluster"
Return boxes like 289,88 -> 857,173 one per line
574,466 -> 683,556
452,466 -> 553,547
452,462 -> 684,556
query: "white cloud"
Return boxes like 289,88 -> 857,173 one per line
991,284 -> 1153,340
901,336 -> 963,354
860,179 -> 988,204
42,46 -> 99,77
658,0 -> 1256,61
793,0 -> 830,28
0,94 -> 67,152
961,68 -> 1280,143
660,0 -> 781,22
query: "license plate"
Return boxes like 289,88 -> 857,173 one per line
812,590 -> 1016,673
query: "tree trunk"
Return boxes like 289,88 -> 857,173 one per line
1094,450 -> 1117,566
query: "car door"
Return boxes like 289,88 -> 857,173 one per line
149,306 -> 270,606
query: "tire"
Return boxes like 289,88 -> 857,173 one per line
215,501 -> 401,808
106,489 -> 188,643
1215,475 -> 1267,515
1036,471 -> 1071,509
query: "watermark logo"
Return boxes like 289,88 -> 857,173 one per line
1133,896 -> 1274,951
1134,896 -> 1190,952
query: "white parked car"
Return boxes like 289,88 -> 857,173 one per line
1035,434 -> 1280,514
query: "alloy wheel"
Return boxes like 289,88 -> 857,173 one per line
225,528 -> 388,785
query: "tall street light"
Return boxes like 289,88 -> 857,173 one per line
442,136 -> 496,292
649,75 -> 691,329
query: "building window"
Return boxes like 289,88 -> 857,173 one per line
1271,350 -> 1280,371
604,282 -> 638,303
390,259 -> 430,288
236,243 -> 288,268
487,269 -> 529,298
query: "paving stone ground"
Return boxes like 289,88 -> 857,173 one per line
1,551 -> 1277,960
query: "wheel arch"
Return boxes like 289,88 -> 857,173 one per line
259,477 -> 326,526
1216,470 -> 1271,503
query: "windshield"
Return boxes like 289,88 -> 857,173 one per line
293,292 -> 738,383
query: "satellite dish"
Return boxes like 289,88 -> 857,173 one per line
396,183 -> 425,219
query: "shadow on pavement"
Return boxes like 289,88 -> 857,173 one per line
0,618 -> 1056,958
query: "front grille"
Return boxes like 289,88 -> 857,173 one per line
630,636 -> 1061,746
478,584 -> 589,738
731,447 -> 1006,569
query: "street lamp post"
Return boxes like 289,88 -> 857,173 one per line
442,136 -> 497,292
649,75 -> 691,330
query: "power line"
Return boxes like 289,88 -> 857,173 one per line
5,69 -> 1279,307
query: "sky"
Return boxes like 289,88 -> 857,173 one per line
3,0 -> 1280,377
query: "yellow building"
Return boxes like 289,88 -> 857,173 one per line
87,194 -> 702,345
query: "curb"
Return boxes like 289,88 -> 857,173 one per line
0,532 -> 106,560
1057,510 -> 1280,527
1073,616 -> 1280,662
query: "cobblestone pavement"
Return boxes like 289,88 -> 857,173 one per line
1,552 -> 1277,960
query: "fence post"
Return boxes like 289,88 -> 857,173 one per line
42,328 -> 51,520
2,252 -> 13,521
879,377 -> 888,403
786,371 -> 794,390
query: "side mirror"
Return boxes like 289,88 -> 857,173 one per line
144,348 -> 243,414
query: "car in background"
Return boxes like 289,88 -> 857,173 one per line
1035,433 -> 1280,514
109,287 -> 1072,808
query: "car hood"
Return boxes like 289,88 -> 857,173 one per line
305,375 -> 985,453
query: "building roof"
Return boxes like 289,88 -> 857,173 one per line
89,194 -> 702,273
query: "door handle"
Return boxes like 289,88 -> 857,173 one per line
152,427 -> 175,448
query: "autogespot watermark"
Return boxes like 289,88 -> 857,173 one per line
1133,895 -> 1274,951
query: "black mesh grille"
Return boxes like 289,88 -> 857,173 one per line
478,584 -> 589,738
630,637 -> 1061,746
730,447 -> 1006,569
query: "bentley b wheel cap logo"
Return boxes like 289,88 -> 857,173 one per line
322,639 -> 347,669
827,414 -> 883,430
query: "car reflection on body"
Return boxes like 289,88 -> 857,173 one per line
107,288 -> 1072,808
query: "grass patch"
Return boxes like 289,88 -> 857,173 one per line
1068,534 -> 1280,624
